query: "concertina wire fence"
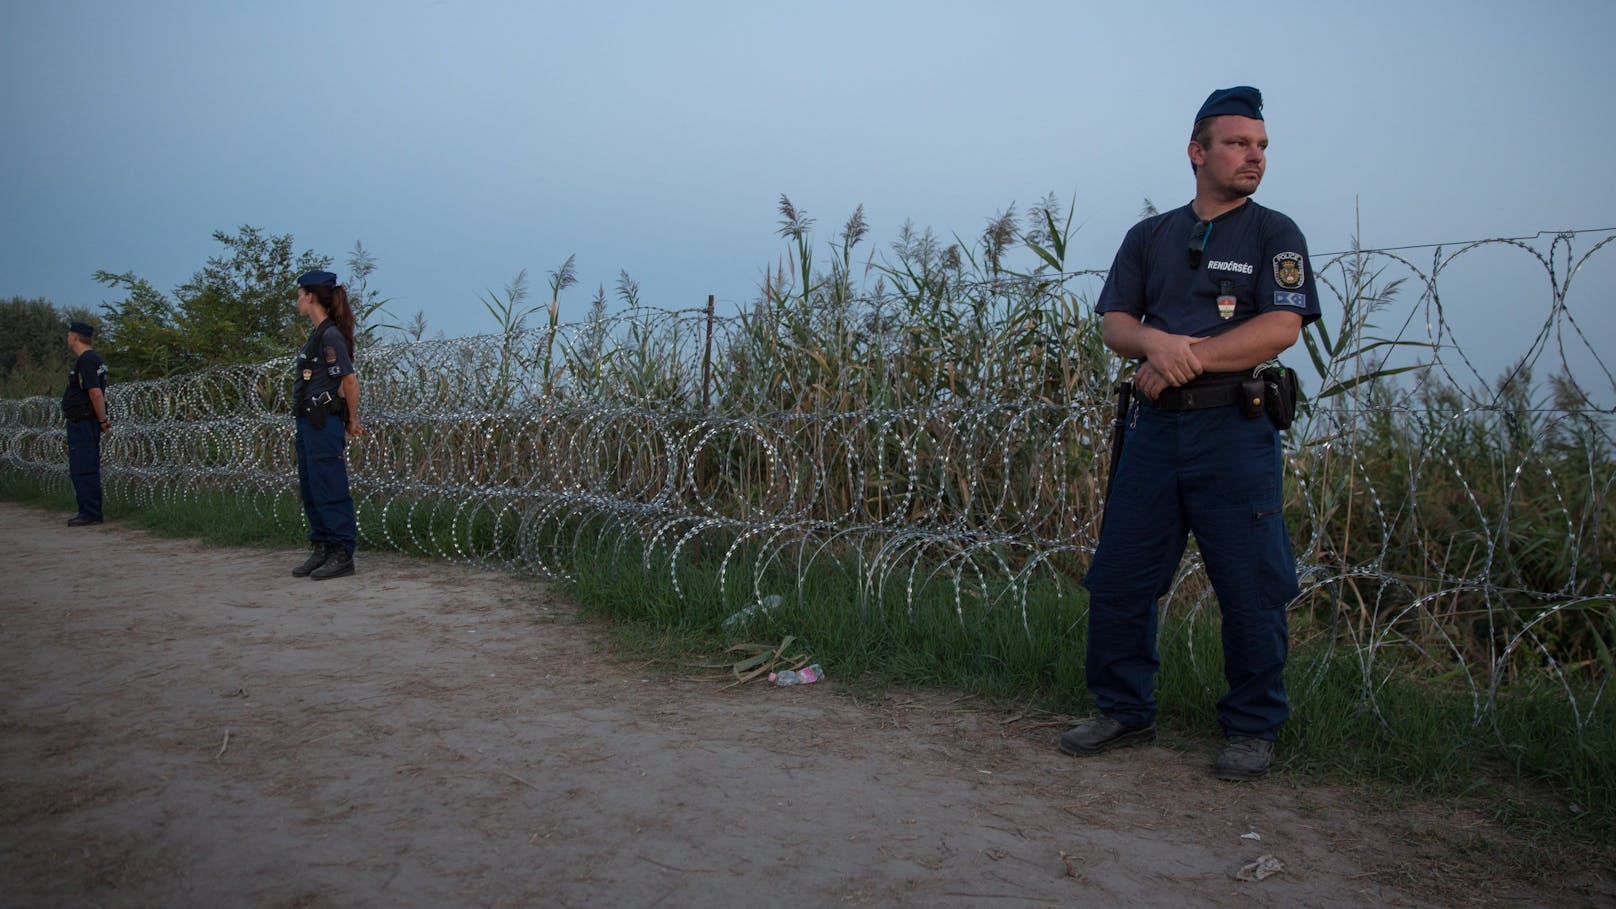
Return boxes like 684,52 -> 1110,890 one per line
2,230 -> 1612,728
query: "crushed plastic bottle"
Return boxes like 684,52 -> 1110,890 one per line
722,594 -> 783,632
769,663 -> 823,686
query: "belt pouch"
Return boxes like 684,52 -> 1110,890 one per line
1239,378 -> 1265,419
1261,366 -> 1299,430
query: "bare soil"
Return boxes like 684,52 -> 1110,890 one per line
2,501 -> 1611,908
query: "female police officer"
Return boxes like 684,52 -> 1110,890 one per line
290,269 -> 364,580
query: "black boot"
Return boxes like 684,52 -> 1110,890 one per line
311,545 -> 354,580
293,542 -> 333,577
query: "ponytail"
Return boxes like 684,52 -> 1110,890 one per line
309,284 -> 358,358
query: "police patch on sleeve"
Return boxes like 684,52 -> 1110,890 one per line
323,346 -> 338,363
1274,291 -> 1307,308
1273,252 -> 1305,289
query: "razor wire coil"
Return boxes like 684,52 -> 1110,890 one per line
3,231 -> 1612,729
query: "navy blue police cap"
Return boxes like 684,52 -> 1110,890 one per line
68,321 -> 95,338
296,270 -> 339,288
1195,86 -> 1263,124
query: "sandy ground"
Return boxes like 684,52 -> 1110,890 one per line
1,502 -> 1611,909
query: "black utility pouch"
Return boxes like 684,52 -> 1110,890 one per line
302,391 -> 338,430
1238,377 -> 1266,419
1258,363 -> 1299,430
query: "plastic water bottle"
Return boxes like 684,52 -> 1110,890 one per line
769,664 -> 823,686
723,594 -> 783,631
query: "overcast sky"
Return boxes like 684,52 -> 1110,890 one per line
3,0 -> 1613,379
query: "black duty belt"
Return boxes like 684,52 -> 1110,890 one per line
1139,373 -> 1249,413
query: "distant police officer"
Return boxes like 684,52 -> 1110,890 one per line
62,321 -> 111,526
1060,87 -> 1322,780
290,270 -> 365,580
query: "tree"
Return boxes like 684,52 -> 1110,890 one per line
95,226 -> 333,379
170,226 -> 333,368
0,296 -> 98,398
92,271 -> 187,380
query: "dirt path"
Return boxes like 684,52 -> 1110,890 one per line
1,502 -> 1607,908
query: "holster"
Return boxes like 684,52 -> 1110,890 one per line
301,391 -> 346,430
63,403 -> 95,422
1105,381 -> 1132,499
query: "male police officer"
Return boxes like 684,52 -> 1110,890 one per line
1060,87 -> 1321,780
62,321 -> 111,526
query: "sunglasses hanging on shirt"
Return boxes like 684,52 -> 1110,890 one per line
1187,219 -> 1212,268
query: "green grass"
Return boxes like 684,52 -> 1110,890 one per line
0,471 -> 76,511
130,489 -> 292,547
0,471 -> 292,548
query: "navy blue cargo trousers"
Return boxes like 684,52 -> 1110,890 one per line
1083,399 -> 1299,740
66,418 -> 103,521
295,415 -> 357,556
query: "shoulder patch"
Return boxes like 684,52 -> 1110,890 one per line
323,345 -> 338,363
1273,252 -> 1305,289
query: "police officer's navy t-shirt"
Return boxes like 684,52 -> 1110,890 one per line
62,349 -> 107,413
295,320 -> 355,400
1096,200 -> 1322,339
